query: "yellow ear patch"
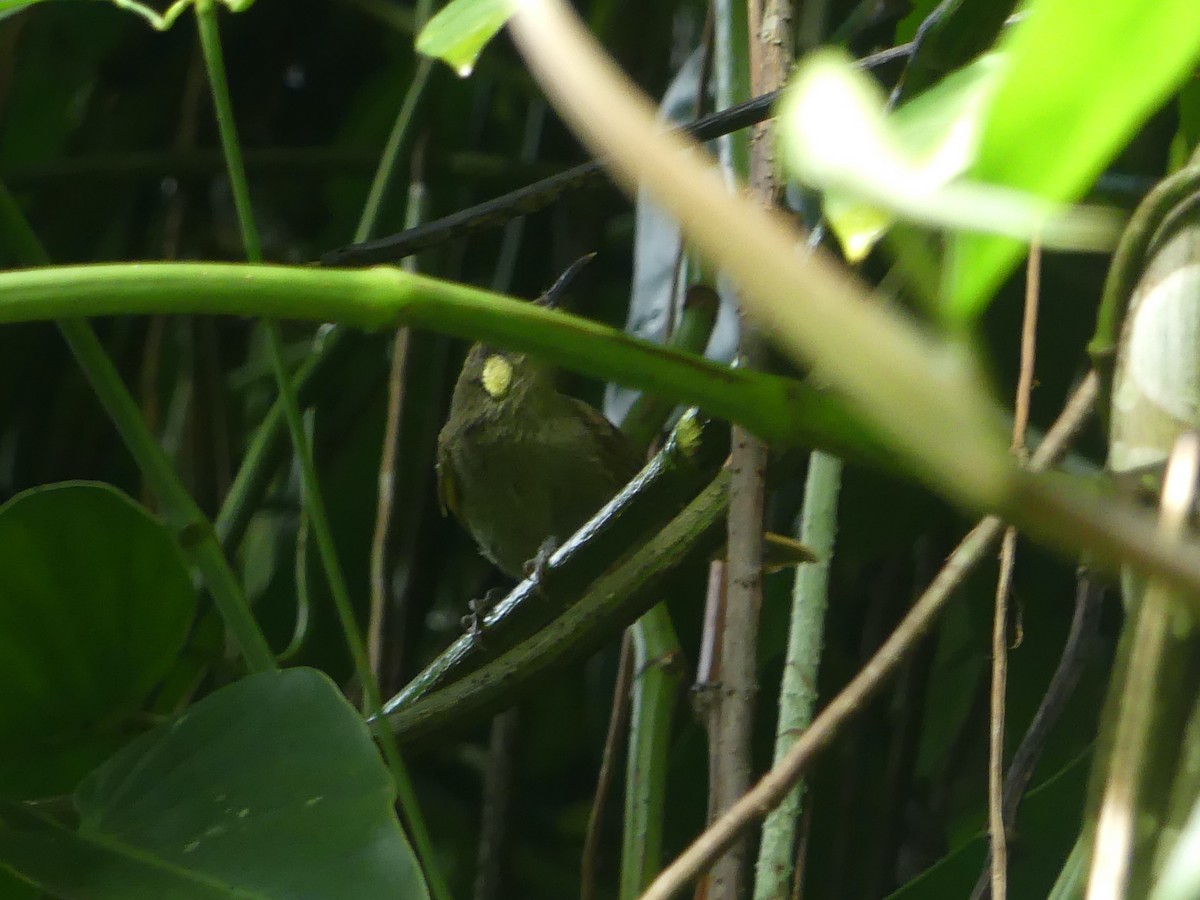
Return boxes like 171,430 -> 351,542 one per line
481,354 -> 513,399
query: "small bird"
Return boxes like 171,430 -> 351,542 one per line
435,258 -> 641,580
435,259 -> 816,593
436,341 -> 641,580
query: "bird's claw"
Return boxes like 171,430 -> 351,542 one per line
522,536 -> 558,592
461,587 -> 508,639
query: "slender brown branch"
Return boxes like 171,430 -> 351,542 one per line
368,142 -> 427,679
369,327 -> 410,678
989,526 -> 1016,900
1013,244 -> 1042,449
971,571 -> 1105,900
638,372 -> 1099,900
988,243 -> 1042,899
710,4 -> 793,895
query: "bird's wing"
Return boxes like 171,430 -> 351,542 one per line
434,441 -> 459,520
567,397 -> 643,484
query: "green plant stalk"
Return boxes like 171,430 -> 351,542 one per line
196,1 -> 359,685
196,2 -> 356,691
0,182 -> 276,674
1064,571 -> 1200,898
0,261 -> 880,461
752,449 -> 841,900
280,481 -> 314,663
193,11 -> 449,900
215,331 -> 351,550
1057,211 -> 1200,898
354,57 -> 434,244
713,0 -> 751,187
1092,579 -> 1196,896
620,604 -> 682,900
67,320 -> 277,673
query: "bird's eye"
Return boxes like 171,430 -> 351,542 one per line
481,354 -> 513,399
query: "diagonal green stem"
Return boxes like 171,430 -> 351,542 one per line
193,8 -> 449,899
0,183 -> 275,673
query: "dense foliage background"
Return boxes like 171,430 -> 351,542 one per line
1,0 -> 1197,897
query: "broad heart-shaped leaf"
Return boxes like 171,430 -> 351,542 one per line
946,0 -> 1200,320
0,482 -> 195,800
0,669 -> 430,899
416,0 -> 510,76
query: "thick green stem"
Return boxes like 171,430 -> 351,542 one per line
0,261 -> 878,461
620,604 -> 682,900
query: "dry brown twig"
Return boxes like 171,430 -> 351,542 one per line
987,242 -> 1043,900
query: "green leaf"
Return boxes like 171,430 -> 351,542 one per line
416,0 -> 510,76
784,51 -> 996,261
0,482 -> 195,799
0,0 -> 47,20
0,669 -> 429,899
946,0 -> 1200,320
779,50 -> 1119,264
